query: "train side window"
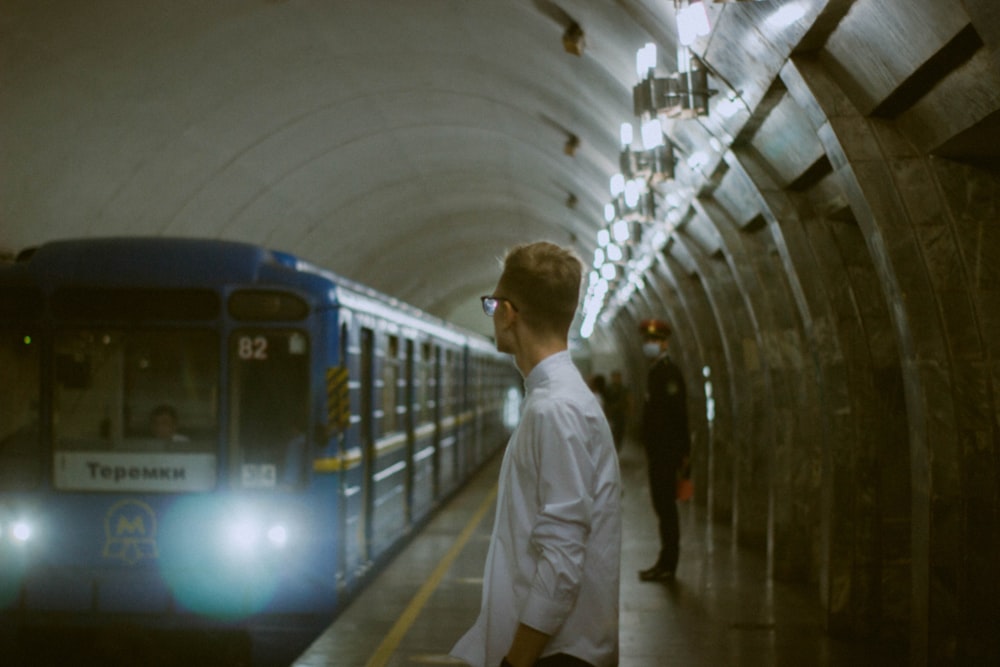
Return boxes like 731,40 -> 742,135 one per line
0,330 -> 41,490
405,338 -> 415,432
229,329 -> 310,489
416,342 -> 433,425
447,349 -> 460,415
382,335 -> 401,435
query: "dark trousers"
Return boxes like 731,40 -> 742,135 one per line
648,462 -> 679,570
536,654 -> 595,667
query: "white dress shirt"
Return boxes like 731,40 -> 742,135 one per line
452,351 -> 622,667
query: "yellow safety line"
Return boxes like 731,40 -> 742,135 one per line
365,483 -> 498,667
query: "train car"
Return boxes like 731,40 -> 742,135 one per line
0,237 -> 520,664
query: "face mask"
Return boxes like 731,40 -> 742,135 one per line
643,342 -> 662,358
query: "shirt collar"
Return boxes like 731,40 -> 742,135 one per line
524,350 -> 572,393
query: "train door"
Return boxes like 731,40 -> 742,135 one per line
441,348 -> 459,493
410,340 -> 435,518
431,344 -> 442,501
404,338 -> 415,526
336,321 -> 349,586
359,327 -> 375,567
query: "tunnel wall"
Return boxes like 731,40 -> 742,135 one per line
616,0 -> 999,663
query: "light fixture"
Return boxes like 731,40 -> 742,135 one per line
675,0 -> 711,47
582,20 -> 722,339
619,121 -> 675,184
634,54 -> 715,119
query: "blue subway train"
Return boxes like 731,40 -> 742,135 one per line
0,237 -> 520,662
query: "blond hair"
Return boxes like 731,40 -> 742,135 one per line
498,242 -> 582,336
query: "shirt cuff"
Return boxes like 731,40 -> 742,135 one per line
520,591 -> 573,636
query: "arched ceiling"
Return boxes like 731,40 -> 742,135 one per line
1,0 -> 663,337
2,0 -> 998,345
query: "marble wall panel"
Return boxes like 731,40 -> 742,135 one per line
931,160 -> 1000,291
820,0 -> 969,114
750,94 -> 826,187
713,162 -> 763,228
702,0 -> 792,118
912,221 -> 967,293
896,47 -> 1000,157
962,0 -> 1000,49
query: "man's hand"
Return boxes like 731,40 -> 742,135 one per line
503,623 -> 550,667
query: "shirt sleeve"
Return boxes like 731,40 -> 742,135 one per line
519,398 -> 594,635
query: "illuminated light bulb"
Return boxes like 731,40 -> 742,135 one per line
624,180 -> 641,208
677,1 -> 711,47
610,173 -> 625,197
640,118 -> 664,150
620,122 -> 633,149
612,220 -> 630,243
12,521 -> 32,542
603,204 -> 615,223
635,43 -> 657,79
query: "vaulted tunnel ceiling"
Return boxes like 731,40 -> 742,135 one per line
2,0 -> 998,352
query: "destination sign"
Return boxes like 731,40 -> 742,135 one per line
54,452 -> 217,492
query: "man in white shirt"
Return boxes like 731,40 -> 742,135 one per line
451,242 -> 622,667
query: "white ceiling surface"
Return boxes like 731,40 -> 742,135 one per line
1,0 -> 670,339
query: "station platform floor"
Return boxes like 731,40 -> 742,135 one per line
293,440 -> 907,667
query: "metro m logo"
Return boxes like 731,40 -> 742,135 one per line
103,499 -> 158,565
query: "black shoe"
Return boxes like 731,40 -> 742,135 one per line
638,565 -> 675,581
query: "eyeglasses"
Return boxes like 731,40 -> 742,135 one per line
480,295 -> 518,317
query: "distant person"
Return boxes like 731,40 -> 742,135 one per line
149,404 -> 189,443
602,370 -> 629,452
637,320 -> 689,582
451,242 -> 622,667
588,373 -> 607,410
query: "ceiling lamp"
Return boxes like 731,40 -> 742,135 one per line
675,0 -> 711,46
619,120 -> 675,184
633,42 -> 715,119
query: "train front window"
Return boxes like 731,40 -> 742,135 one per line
0,331 -> 41,490
229,330 -> 309,489
52,330 -> 219,492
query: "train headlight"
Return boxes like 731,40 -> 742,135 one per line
0,503 -> 36,545
266,524 -> 288,549
11,520 -> 32,543
222,514 -> 289,559
227,518 -> 260,554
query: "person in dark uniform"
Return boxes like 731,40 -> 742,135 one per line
602,370 -> 629,452
637,319 -> 690,582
